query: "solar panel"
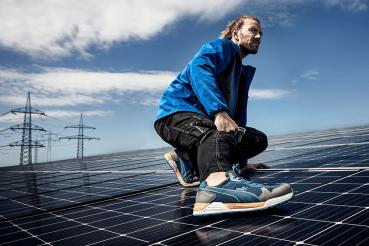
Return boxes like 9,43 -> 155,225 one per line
1,125 -> 369,245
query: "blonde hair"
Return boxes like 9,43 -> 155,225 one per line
219,16 -> 261,40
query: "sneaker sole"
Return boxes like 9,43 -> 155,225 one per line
164,153 -> 200,187
192,191 -> 294,216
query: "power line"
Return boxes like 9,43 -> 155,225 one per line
28,123 -> 70,137
46,114 -> 78,126
0,128 -> 11,133
0,145 -> 12,148
32,118 -> 66,129
52,143 -> 79,148
0,130 -> 17,138
59,113 -> 99,158
32,116 -> 85,137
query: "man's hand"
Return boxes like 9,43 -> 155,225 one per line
247,162 -> 270,170
214,111 -> 238,133
238,162 -> 270,177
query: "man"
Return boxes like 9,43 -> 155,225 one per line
154,16 -> 293,216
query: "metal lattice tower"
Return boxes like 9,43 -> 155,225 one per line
42,129 -> 58,162
8,92 -> 46,165
60,113 -> 99,158
77,115 -> 84,158
34,136 -> 39,163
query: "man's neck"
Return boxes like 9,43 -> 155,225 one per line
230,38 -> 248,59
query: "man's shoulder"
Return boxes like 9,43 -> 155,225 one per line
205,38 -> 238,50
195,38 -> 239,60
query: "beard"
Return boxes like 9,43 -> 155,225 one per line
240,44 -> 259,55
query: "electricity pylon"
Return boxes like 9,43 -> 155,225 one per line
8,92 -> 46,165
41,129 -> 58,162
33,136 -> 41,163
60,113 -> 99,158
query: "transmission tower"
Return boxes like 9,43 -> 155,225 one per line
34,136 -> 40,163
60,113 -> 99,158
41,129 -> 58,162
7,92 -> 46,165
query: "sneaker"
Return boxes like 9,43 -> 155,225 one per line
165,149 -> 200,187
193,171 -> 293,216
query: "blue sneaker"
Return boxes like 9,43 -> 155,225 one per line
193,171 -> 293,216
165,149 -> 200,187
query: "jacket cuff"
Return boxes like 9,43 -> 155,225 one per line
210,108 -> 229,119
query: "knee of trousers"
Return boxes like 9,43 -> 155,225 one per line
257,131 -> 268,152
244,127 -> 268,151
197,131 -> 237,169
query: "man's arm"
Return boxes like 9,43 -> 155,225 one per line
189,42 -> 239,133
189,43 -> 229,118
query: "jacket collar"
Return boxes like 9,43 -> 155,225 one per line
242,65 -> 256,84
220,38 -> 241,55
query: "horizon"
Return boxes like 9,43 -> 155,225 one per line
1,123 -> 368,168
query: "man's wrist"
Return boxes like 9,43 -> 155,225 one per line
214,111 -> 228,118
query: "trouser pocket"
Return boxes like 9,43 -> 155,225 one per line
154,112 -> 215,150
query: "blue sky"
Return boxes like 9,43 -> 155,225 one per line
0,0 -> 369,166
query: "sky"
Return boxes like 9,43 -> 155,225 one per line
0,0 -> 369,166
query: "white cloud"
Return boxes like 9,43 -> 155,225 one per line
0,0 -> 244,58
0,67 -> 290,108
249,89 -> 290,99
0,0 -> 366,59
323,0 -> 368,11
0,113 -> 24,123
29,68 -> 175,93
300,70 -> 319,80
0,109 -> 111,123
0,67 -> 176,107
0,94 -> 106,107
46,109 -> 112,118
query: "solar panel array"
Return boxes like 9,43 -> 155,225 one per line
1,125 -> 369,245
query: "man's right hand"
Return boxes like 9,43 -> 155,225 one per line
214,111 -> 238,133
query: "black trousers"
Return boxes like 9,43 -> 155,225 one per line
154,112 -> 268,181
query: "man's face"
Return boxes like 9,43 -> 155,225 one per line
235,19 -> 262,57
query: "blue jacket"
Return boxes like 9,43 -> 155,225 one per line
155,38 -> 255,127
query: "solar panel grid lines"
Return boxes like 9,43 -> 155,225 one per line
155,165 -> 366,242
206,186 -> 364,242
152,172 -> 334,243
295,170 -> 366,194
270,132 -> 369,148
6,185 -> 198,245
267,126 -> 369,146
253,147 -> 336,167
0,177 -> 360,246
155,203 -> 311,245
261,144 -> 369,169
5,186 -> 178,226
0,216 -> 52,246
1,125 -> 369,245
0,173 -> 179,220
29,157 -> 165,172
0,174 -> 116,201
1,151 -> 167,172
286,179 -> 368,219
0,189 -> 182,245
